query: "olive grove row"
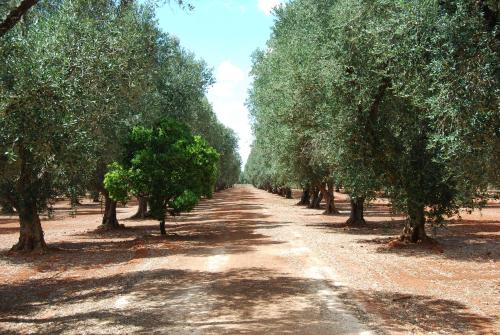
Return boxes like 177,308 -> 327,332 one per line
0,0 -> 241,251
244,0 -> 498,242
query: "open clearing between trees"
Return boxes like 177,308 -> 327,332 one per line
0,185 -> 498,334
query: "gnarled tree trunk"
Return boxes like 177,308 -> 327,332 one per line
0,0 -> 39,38
285,187 -> 292,199
159,219 -> 166,236
323,182 -> 339,215
309,186 -> 323,209
297,188 -> 310,206
102,191 -> 120,229
12,201 -> 47,252
131,196 -> 148,219
91,191 -> 100,203
308,187 -> 318,208
346,197 -> 365,225
12,147 -> 48,252
401,202 -> 427,242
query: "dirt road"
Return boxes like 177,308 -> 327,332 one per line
0,186 -> 498,334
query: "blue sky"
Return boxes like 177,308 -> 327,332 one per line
156,0 -> 284,165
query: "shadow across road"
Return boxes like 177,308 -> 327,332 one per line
0,267 -> 494,334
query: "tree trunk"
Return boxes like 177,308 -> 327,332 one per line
297,188 -> 310,206
0,0 -> 39,38
308,187 -> 318,208
102,192 -> 120,229
159,219 -> 166,236
1,201 -> 15,214
309,186 -> 323,209
346,197 -> 366,225
91,191 -> 100,203
131,196 -> 148,219
401,202 -> 427,242
285,187 -> 292,199
11,201 -> 47,252
309,187 -> 319,208
323,183 -> 339,215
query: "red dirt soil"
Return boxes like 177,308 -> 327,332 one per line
0,186 -> 498,334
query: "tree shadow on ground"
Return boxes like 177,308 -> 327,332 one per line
0,218 -> 18,225
341,289 -> 496,334
0,267 -> 494,335
359,219 -> 500,263
302,194 -> 499,263
0,217 -> 287,271
306,219 -> 406,237
0,190 -> 287,270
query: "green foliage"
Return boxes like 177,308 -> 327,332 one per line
0,0 -> 241,248
103,163 -> 130,203
105,118 -> 219,222
245,0 -> 498,237
170,190 -> 198,215
190,98 -> 241,189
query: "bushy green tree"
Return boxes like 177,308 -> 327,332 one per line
104,118 -> 219,235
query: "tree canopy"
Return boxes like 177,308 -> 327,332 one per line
104,118 -> 219,235
0,0 -> 240,251
245,0 -> 498,242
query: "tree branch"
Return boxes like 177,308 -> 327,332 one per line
0,0 -> 39,38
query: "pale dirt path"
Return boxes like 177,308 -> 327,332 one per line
0,185 -> 498,334
259,188 -> 499,335
0,186 -> 374,335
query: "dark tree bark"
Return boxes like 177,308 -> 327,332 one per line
91,191 -> 100,203
70,193 -> 81,207
159,219 -> 166,236
285,187 -> 292,199
400,202 -> 427,242
101,191 -> 120,229
323,182 -> 339,215
1,201 -> 14,214
11,201 -> 47,251
0,0 -> 38,38
309,186 -> 323,209
297,188 -> 310,206
477,0 -> 498,33
346,197 -> 366,225
308,187 -> 319,208
131,196 -> 148,219
11,146 -> 48,252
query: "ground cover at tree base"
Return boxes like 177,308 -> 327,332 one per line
0,186 -> 498,334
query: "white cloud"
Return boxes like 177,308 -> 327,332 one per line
257,0 -> 283,15
216,60 -> 245,83
207,61 -> 253,165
